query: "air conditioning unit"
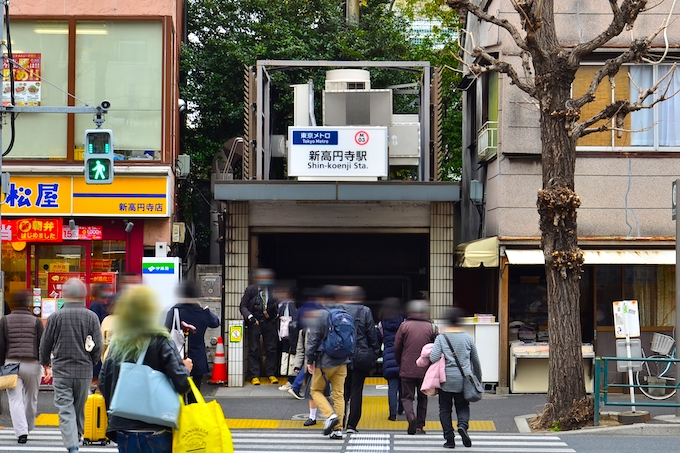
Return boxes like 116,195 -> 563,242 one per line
324,69 -> 371,91
323,90 -> 392,126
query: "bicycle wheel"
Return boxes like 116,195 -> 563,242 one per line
635,354 -> 677,400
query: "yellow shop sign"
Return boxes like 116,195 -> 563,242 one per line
1,176 -> 170,217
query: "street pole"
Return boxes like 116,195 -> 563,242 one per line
675,179 -> 680,417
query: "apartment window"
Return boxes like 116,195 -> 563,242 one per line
75,22 -> 162,161
575,64 -> 680,149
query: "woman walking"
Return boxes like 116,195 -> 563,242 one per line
99,285 -> 193,453
0,291 -> 46,444
429,307 -> 482,449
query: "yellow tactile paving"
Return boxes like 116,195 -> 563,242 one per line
35,414 -> 59,426
364,377 -> 388,385
225,419 -> 279,429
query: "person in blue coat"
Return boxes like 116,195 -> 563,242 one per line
378,297 -> 405,421
164,281 -> 220,392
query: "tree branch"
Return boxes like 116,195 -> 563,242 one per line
575,63 -> 679,137
447,0 -> 530,52
458,31 -> 536,94
571,37 -> 651,110
569,0 -> 648,65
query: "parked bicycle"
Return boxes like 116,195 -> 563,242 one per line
634,332 -> 677,400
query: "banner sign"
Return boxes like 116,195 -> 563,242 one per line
287,126 -> 388,178
63,225 -> 103,241
0,218 -> 62,242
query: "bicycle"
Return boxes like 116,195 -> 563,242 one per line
634,332 -> 677,400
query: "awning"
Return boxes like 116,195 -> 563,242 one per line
455,237 -> 499,268
505,249 -> 676,265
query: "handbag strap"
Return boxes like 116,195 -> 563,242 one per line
442,333 -> 468,378
172,308 -> 181,330
135,339 -> 152,365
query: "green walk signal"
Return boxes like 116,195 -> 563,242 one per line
84,129 -> 114,184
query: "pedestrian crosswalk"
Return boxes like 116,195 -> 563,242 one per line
0,428 -> 576,453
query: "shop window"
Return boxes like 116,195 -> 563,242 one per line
75,22 -> 162,161
4,21 -> 69,159
91,240 -> 126,274
2,243 -> 28,309
508,266 -> 548,330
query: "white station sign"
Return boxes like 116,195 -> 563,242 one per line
287,126 -> 388,178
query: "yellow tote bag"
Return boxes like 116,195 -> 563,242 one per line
173,378 -> 234,453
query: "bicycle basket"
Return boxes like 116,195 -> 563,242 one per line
651,332 -> 675,356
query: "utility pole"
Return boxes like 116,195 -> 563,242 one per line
0,0 -> 110,315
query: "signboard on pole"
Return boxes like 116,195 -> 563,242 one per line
613,300 -> 640,339
287,126 -> 388,178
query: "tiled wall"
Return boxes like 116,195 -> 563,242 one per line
225,201 -> 249,387
430,201 -> 454,319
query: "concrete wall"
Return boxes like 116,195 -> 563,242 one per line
15,0 -> 178,17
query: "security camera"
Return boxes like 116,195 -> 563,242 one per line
178,98 -> 187,113
100,100 -> 111,110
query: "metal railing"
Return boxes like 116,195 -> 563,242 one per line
594,356 -> 680,425
476,121 -> 498,161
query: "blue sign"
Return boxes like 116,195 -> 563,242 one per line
292,131 -> 338,145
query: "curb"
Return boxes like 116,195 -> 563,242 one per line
514,412 -> 680,436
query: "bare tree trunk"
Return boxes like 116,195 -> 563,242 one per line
536,78 -> 586,424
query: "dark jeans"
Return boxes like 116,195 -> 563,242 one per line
387,377 -> 401,416
116,430 -> 172,453
400,377 -> 427,429
438,390 -> 470,442
344,367 -> 369,429
292,368 -> 306,392
247,320 -> 278,378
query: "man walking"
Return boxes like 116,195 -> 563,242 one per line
336,286 -> 379,434
306,288 -> 352,440
40,278 -> 103,453
240,268 -> 279,385
394,299 -> 437,435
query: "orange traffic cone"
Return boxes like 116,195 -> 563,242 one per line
209,336 -> 228,384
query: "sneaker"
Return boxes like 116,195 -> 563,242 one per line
287,388 -> 304,400
407,419 -> 417,435
388,415 -> 396,421
68,447 -> 79,453
303,418 -> 317,426
458,427 -> 471,447
323,414 -> 339,435
346,426 -> 358,434
415,428 -> 426,434
443,440 -> 455,449
329,430 -> 343,440
278,382 -> 292,391
251,377 -> 260,385
268,375 -> 279,385
17,435 -> 27,444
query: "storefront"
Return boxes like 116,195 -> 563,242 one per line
455,237 -> 676,392
1,173 -> 171,309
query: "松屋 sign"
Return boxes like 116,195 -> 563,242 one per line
287,126 -> 388,178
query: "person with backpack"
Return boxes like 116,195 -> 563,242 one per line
394,299 -> 438,436
335,286 -> 380,434
377,297 -> 405,421
305,286 -> 354,440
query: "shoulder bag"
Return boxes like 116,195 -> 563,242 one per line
442,334 -> 484,402
171,308 -> 186,358
108,339 -> 181,428
0,363 -> 19,390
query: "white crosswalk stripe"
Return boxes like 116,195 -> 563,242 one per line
0,429 -> 576,453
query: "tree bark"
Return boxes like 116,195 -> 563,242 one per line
535,57 -> 586,423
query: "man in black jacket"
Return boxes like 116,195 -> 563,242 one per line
239,269 -> 279,385
337,286 -> 380,434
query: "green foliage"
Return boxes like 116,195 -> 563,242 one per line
179,0 -> 463,258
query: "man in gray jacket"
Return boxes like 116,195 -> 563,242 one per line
40,278 -> 102,453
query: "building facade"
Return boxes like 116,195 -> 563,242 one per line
2,1 -> 183,305
456,1 -> 680,391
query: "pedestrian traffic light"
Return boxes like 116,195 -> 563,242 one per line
84,129 -> 114,184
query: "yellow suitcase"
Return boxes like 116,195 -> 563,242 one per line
83,392 -> 109,445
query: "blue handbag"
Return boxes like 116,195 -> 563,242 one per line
108,339 -> 180,428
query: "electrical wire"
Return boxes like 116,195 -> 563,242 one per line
640,0 -> 677,64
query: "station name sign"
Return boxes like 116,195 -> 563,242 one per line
288,127 -> 388,178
